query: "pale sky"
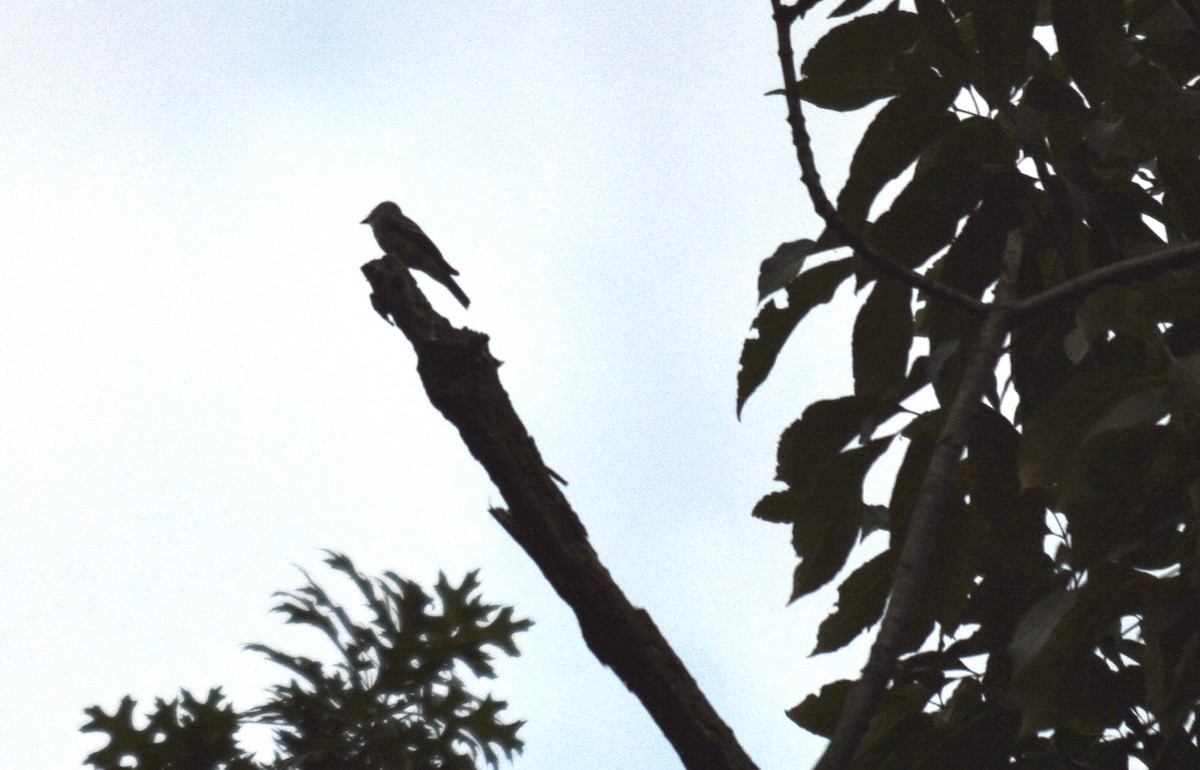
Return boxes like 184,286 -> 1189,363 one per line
1,3 -> 881,768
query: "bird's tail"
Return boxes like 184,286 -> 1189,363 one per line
440,275 -> 471,308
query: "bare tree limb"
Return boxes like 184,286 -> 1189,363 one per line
812,231 -> 1021,770
769,0 -> 989,318
1011,239 -> 1200,321
361,255 -> 761,770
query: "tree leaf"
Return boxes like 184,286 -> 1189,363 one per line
1090,268 -> 1200,329
1009,589 -> 1079,674
787,679 -> 854,737
866,118 -> 1015,274
776,395 -> 872,490
1020,365 -> 1170,490
914,0 -> 974,86
829,0 -> 879,17
1159,155 -> 1200,242
796,72 -> 916,112
917,477 -> 977,640
83,690 -> 246,770
973,0 -> 1039,107
836,72 -> 961,230
752,488 -> 802,525
1141,577 -> 1200,736
798,9 -> 928,111
791,438 -> 893,600
858,681 -> 938,755
866,160 -> 979,270
757,239 -> 827,301
1131,4 -> 1200,86
886,409 -> 944,539
1056,425 -> 1199,569
922,174 -> 1024,403
1051,0 -> 1126,107
929,172 -> 1025,299
737,258 -> 854,416
813,549 -> 897,654
1009,577 -> 1129,736
1108,56 -> 1200,162
967,406 -> 1048,586
852,278 -> 913,399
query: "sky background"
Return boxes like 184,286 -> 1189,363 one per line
1,3 -> 888,768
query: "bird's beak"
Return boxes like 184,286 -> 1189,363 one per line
360,216 -> 370,224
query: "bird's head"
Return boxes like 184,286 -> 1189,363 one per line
361,201 -> 402,225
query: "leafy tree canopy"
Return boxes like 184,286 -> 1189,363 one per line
743,0 -> 1200,767
82,552 -> 530,770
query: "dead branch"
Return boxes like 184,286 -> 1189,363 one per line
361,255 -> 760,770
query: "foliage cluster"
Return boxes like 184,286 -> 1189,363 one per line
82,553 -> 529,770
741,0 -> 1200,766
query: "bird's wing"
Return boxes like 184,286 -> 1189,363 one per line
377,212 -> 430,247
391,213 -> 460,277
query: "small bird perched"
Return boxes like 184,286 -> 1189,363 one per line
361,201 -> 470,308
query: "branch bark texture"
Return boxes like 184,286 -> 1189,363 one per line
362,256 -> 760,770
812,266 -> 1016,770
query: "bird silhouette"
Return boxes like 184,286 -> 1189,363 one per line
361,201 -> 470,308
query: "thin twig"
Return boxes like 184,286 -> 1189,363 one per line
812,231 -> 1021,770
1011,239 -> 1200,321
769,0 -> 988,318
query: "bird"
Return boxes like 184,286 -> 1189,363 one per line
361,201 -> 470,308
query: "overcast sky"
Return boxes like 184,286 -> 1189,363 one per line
1,3 -> 883,768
